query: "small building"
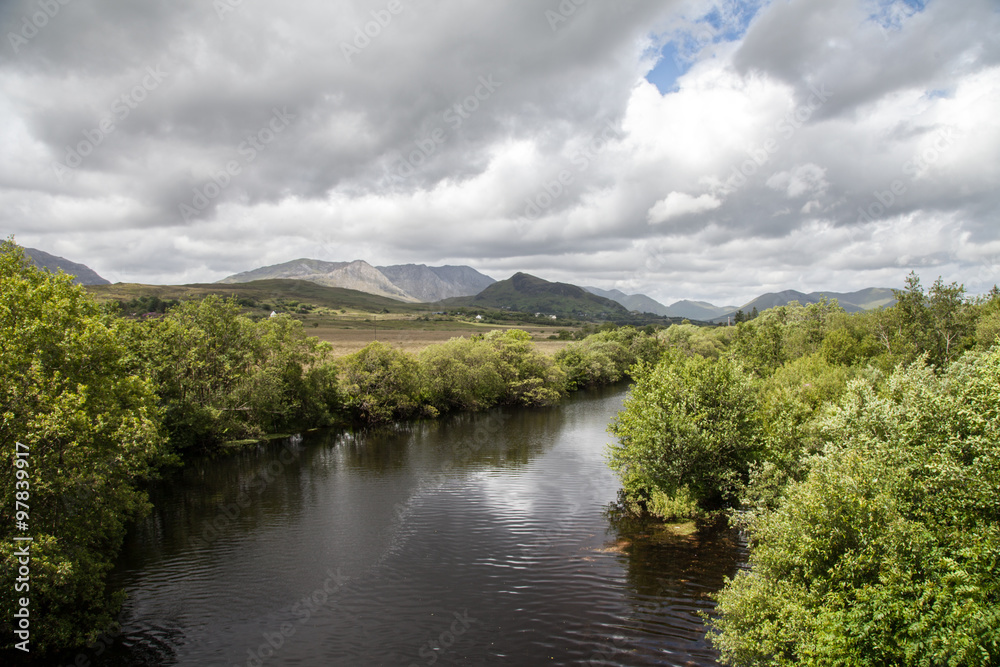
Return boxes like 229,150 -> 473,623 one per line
269,311 -> 278,318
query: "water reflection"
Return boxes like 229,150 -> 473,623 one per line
34,385 -> 743,666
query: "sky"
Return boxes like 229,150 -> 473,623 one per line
2,0 -> 999,306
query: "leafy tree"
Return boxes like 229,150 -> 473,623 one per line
926,276 -> 973,363
478,329 -> 566,406
0,240 -> 171,652
710,349 -> 1000,666
820,319 -> 879,367
127,296 -> 339,449
608,350 -> 763,513
339,341 -> 428,422
741,353 -> 860,513
419,336 -> 507,411
555,327 -> 647,390
729,317 -> 785,377
670,322 -> 738,358
890,272 -> 974,366
975,302 -> 1000,350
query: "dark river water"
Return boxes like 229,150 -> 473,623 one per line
75,385 -> 744,666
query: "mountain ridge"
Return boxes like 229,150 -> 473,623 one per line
219,258 -> 495,303
24,247 -> 109,285
441,272 -> 630,318
708,287 -> 898,322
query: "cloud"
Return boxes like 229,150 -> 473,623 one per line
765,163 -> 828,199
647,191 -> 722,224
0,0 -> 998,306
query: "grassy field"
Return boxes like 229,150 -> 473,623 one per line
86,280 -> 578,357
287,310 -> 576,356
312,323 -> 574,357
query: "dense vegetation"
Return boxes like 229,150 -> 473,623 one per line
0,243 -> 172,653
608,273 -> 1000,665
0,240 -> 660,654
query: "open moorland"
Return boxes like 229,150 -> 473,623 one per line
85,279 -> 581,356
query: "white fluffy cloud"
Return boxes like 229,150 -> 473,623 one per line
648,192 -> 722,224
1,0 -> 998,305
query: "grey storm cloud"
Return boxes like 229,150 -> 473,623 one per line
1,0 -> 999,305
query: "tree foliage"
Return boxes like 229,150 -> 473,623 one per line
610,274 -> 1000,663
339,341 -> 429,423
0,241 -> 171,652
710,350 -> 1000,666
126,296 -> 340,449
608,350 -> 763,513
555,326 -> 663,390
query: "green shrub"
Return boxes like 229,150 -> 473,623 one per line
338,341 -> 428,422
710,349 -> 1000,666
608,350 -> 763,512
0,241 -> 172,652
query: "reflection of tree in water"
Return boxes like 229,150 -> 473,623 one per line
37,619 -> 182,667
339,400 -> 569,473
602,506 -> 748,664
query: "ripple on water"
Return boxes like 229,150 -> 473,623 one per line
92,386 -> 744,666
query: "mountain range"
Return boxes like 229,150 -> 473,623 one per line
24,247 -> 109,285
583,287 -> 739,320
707,288 -> 898,323
17,245 -> 901,320
218,258 -> 494,302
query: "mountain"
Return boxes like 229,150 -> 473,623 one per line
219,258 -> 494,302
709,287 -> 898,322
219,258 -> 417,301
664,299 -> 739,320
376,264 -> 495,302
583,287 -> 742,320
24,247 -> 109,285
812,287 -> 897,311
443,272 -> 629,318
87,279 -> 430,314
583,287 -> 671,316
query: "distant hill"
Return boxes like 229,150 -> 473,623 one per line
219,258 -> 415,301
812,287 -> 897,311
219,258 -> 494,303
442,272 -> 629,318
583,287 -> 745,320
665,299 -> 739,320
583,287 -> 671,316
376,264 -> 495,302
24,247 -> 109,285
709,287 -> 897,322
87,279 -> 430,313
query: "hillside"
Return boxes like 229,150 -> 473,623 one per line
665,299 -> 738,320
441,272 -> 630,319
25,247 -> 109,285
584,287 -> 671,316
376,264 -> 495,301
218,258 -> 416,301
710,287 -> 898,322
219,258 -> 494,303
86,279 -> 430,313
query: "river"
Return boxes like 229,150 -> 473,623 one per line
82,385 -> 744,666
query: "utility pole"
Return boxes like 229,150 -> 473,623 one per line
373,314 -> 377,341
